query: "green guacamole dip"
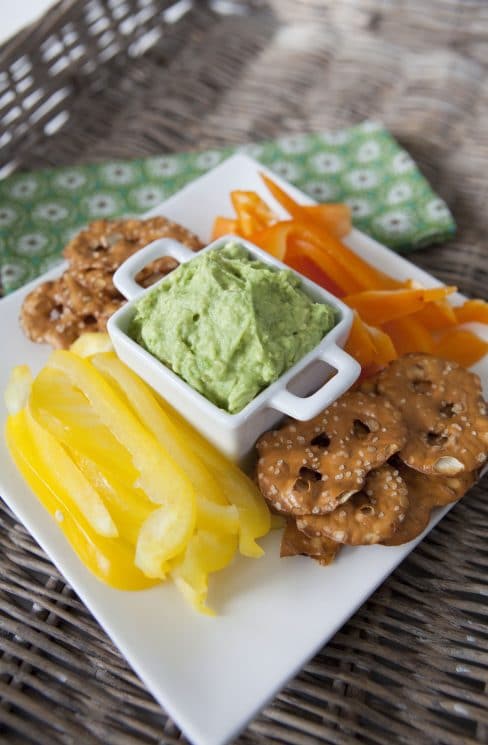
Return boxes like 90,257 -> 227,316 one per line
129,243 -> 336,413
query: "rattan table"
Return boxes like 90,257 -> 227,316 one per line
1,1 -> 488,743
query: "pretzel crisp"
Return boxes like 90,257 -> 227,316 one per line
297,464 -> 409,545
371,354 -> 488,476
63,217 -> 201,270
382,459 -> 476,546
20,217 -> 202,349
280,520 -> 340,565
256,390 -> 407,516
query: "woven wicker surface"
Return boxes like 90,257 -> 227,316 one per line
1,1 -> 488,743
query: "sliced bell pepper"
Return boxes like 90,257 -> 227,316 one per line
230,190 -> 276,237
47,351 -> 197,573
293,221 -> 401,292
344,312 -> 376,368
5,409 -> 155,590
383,316 -> 435,355
344,286 -> 457,327
92,353 -> 240,536
413,299 -> 457,331
171,530 -> 238,616
290,235 -> 358,295
260,172 -> 352,237
433,328 -> 488,368
155,394 -> 270,558
211,216 -> 239,241
26,404 -> 118,539
285,244 -> 345,297
249,220 -> 292,261
367,324 -> 398,366
453,299 -> 488,326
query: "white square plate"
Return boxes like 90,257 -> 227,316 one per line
1,154 -> 487,745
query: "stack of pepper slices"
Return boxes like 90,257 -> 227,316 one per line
212,174 -> 488,375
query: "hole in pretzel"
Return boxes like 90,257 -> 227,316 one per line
439,401 -> 461,417
294,467 -> 322,493
311,433 -> 331,449
426,430 -> 448,446
353,419 -> 370,439
359,503 -> 375,516
411,379 -> 432,394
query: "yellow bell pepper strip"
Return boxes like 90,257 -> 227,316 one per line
211,216 -> 239,241
30,366 -> 139,486
433,328 -> 488,368
68,449 -> 153,546
70,332 -> 114,357
47,351 -> 197,572
260,172 -> 352,237
26,405 -> 118,539
5,409 -> 156,591
383,316 -> 435,355
230,190 -> 277,237
344,312 -> 376,368
155,394 -> 270,558
453,299 -> 488,326
344,285 -> 457,327
92,353 -> 240,533
171,530 -> 238,616
4,364 -> 32,414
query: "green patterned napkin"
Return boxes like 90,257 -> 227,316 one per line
0,121 -> 455,295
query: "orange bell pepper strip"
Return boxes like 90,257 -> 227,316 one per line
230,190 -> 276,237
453,299 -> 488,326
345,314 -> 397,369
300,204 -> 352,238
413,299 -> 457,331
343,285 -> 457,327
260,172 -> 352,237
383,316 -> 434,355
250,221 -> 356,295
291,234 -> 362,295
211,216 -> 239,240
344,312 -> 376,368
433,328 -> 488,368
249,220 -> 292,260
294,221 -> 401,292
285,241 -> 345,297
367,324 -> 398,366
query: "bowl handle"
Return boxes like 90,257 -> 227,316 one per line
269,344 -> 361,421
113,238 -> 196,300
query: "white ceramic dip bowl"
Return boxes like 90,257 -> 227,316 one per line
108,235 -> 360,462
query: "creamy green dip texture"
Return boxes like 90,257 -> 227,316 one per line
129,243 -> 336,413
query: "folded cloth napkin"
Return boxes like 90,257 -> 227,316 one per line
0,120 -> 455,295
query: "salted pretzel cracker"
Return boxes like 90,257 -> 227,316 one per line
383,459 -> 476,546
256,390 -> 407,516
20,218 -> 202,349
280,520 -> 340,565
371,354 -> 488,476
297,464 -> 409,545
64,217 -> 201,270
